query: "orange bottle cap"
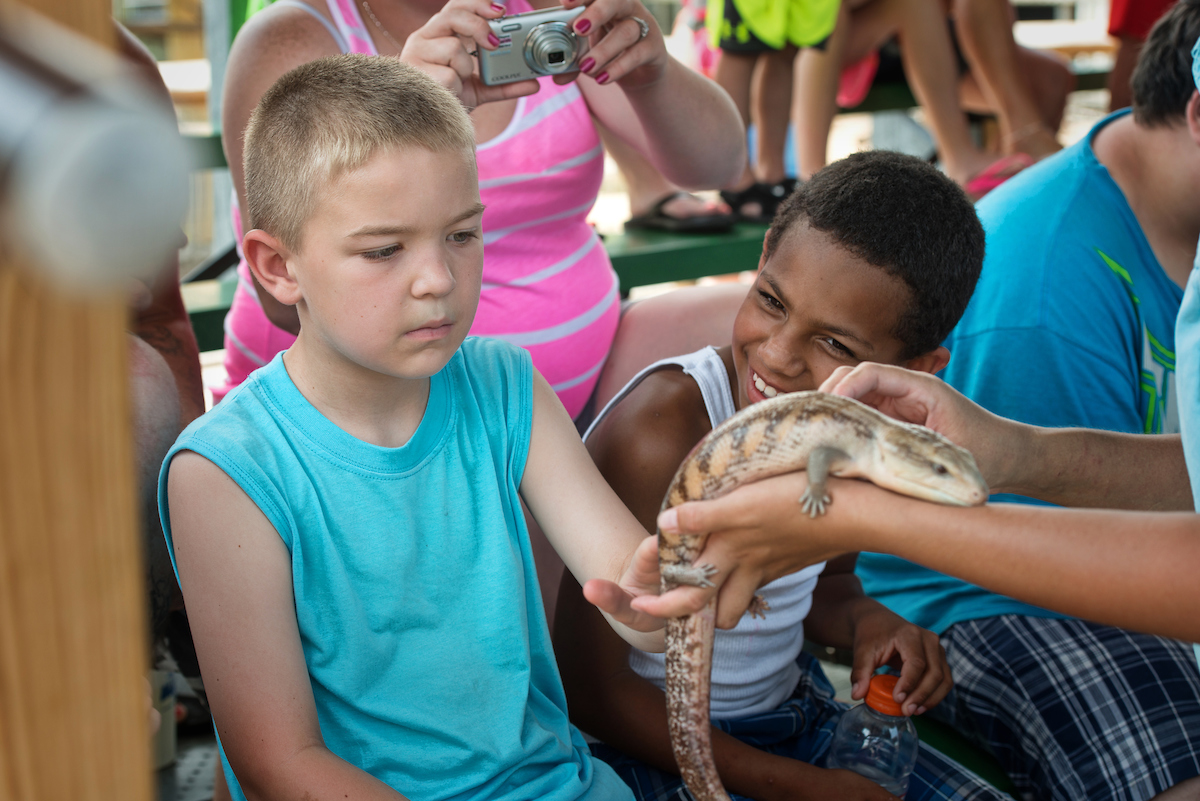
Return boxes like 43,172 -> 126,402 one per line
865,674 -> 904,717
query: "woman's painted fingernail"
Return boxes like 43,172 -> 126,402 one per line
596,70 -> 609,84
491,2 -> 505,11
579,56 -> 595,72
488,32 -> 500,46
575,18 -> 591,33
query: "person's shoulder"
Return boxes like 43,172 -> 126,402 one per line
587,367 -> 711,483
233,0 -> 343,60
177,364 -> 283,452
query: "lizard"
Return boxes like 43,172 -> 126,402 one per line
656,390 -> 989,801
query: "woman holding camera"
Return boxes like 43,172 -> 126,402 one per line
217,0 -> 745,423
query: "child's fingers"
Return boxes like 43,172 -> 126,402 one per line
850,644 -> 882,702
892,632 -> 949,715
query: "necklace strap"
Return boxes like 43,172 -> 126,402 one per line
361,0 -> 404,53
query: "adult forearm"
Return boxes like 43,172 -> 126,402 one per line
621,60 -> 746,188
854,490 -> 1200,641
1010,429 -> 1192,511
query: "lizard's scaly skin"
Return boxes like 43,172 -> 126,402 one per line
658,392 -> 989,801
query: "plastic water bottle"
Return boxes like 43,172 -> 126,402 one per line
826,673 -> 920,797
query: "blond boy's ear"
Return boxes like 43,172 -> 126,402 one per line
243,229 -> 302,307
903,345 -> 951,375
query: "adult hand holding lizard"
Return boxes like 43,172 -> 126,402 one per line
630,364 -> 1200,643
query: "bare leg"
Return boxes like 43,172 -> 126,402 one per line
958,45 -> 1073,149
714,50 -> 760,195
884,0 -> 996,183
793,3 -> 851,179
951,0 -> 1063,159
816,0 -> 999,186
752,47 -> 797,183
1108,35 -> 1143,112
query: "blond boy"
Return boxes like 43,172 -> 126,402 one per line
159,55 -> 702,801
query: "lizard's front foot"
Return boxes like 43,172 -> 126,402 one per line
799,487 -> 831,518
662,561 -> 720,589
747,594 -> 770,619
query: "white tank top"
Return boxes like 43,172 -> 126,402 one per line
584,347 -> 826,720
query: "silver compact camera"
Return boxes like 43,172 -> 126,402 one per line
478,5 -> 589,86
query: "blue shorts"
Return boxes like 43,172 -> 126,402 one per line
589,652 -> 1010,801
933,615 -> 1200,801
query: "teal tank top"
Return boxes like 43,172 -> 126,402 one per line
157,337 -> 631,801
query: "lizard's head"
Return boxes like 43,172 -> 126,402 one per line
875,424 -> 989,507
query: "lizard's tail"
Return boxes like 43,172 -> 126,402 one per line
665,599 -> 732,801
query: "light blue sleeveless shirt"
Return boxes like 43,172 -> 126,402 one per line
158,337 -> 631,801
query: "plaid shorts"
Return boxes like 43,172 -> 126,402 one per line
932,615 -> 1200,801
589,652 -> 1011,801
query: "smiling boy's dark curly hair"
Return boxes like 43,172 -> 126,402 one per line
764,151 -> 985,359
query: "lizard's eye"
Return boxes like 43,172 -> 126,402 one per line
933,463 -> 948,475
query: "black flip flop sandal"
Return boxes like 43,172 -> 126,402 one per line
719,181 -> 789,224
624,192 -> 737,234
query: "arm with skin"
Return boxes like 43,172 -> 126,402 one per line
642,472 -> 1200,643
522,371 -> 706,649
576,56 -> 747,190
818,363 -> 1193,511
522,0 -> 744,189
554,373 -> 900,801
221,5 -> 345,335
804,555 -> 951,717
168,453 -> 407,801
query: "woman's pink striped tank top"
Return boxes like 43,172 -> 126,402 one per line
217,0 -> 616,418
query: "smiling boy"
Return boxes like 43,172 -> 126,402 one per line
554,152 -> 1002,801
157,55 -> 715,801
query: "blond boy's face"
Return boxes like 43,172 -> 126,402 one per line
289,145 -> 483,381
732,221 -> 913,412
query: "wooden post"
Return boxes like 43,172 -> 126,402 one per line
0,2 -> 153,799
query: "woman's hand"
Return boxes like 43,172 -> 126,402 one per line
560,0 -> 667,88
848,605 -> 952,716
400,0 -> 540,108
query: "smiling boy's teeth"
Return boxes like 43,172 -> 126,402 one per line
753,374 -> 766,392
763,385 -> 778,398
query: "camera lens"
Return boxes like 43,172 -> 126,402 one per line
523,21 -> 578,75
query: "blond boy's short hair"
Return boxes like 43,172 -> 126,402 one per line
243,54 -> 476,251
